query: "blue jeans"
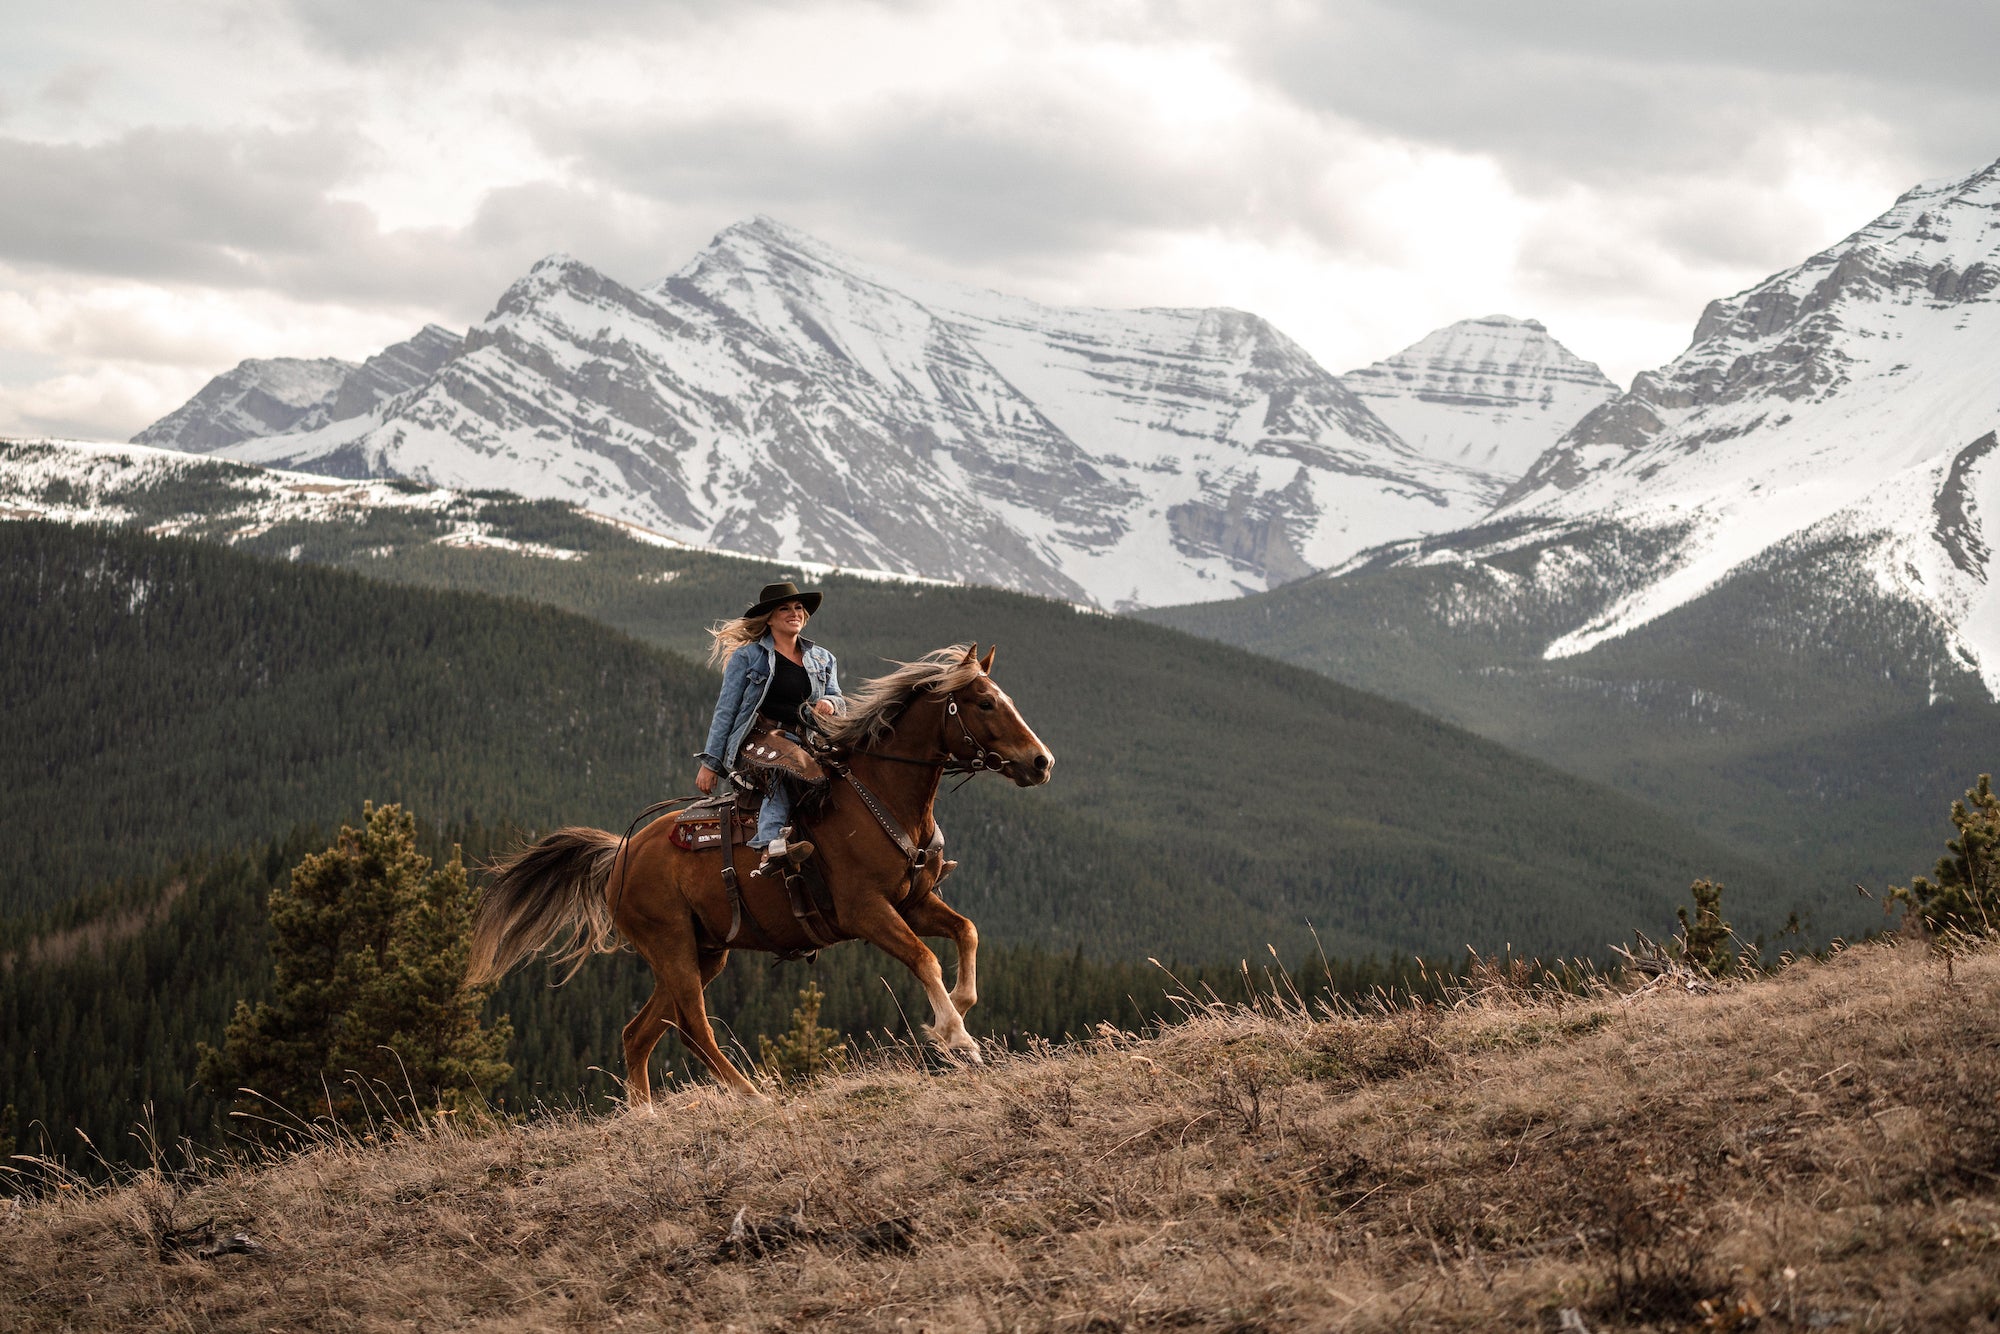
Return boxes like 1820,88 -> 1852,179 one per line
750,778 -> 791,849
740,727 -> 801,848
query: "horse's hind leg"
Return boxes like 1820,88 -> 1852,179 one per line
651,934 -> 766,1101
622,983 -> 676,1108
621,949 -> 733,1106
904,894 -> 979,1017
845,898 -> 981,1064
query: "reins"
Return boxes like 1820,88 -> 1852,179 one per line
830,761 -> 943,877
815,688 -> 1001,892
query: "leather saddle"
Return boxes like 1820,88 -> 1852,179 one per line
668,791 -> 843,959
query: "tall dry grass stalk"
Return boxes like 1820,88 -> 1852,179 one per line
4,938 -> 1998,1331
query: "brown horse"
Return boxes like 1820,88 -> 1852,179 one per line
467,644 -> 1054,1101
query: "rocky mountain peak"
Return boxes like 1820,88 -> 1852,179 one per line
166,217 -> 1522,608
132,323 -> 465,455
132,356 -> 356,454
1502,154 -> 2000,515
1340,314 -> 1618,488
322,325 -> 464,424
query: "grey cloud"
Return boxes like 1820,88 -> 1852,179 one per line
0,126 -> 523,311
1232,1 -> 2000,188
277,0 -> 886,61
0,122 -> 759,338
1375,0 -> 2000,91
39,63 -> 109,108
0,126 -> 368,284
541,90 -> 1371,286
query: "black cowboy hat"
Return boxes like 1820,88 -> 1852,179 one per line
744,580 -> 823,618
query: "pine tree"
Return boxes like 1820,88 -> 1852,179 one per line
756,983 -> 848,1086
197,803 -> 511,1127
1892,773 -> 2000,937
1671,878 -> 1736,975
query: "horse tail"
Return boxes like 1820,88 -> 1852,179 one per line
468,827 -> 623,986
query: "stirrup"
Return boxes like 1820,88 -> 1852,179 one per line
753,839 -> 815,878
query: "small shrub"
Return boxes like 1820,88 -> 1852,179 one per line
1210,1060 -> 1268,1135
1003,1069 -> 1077,1132
1892,773 -> 2000,938
1673,879 -> 1737,976
757,983 -> 849,1086
1579,1153 -> 1727,1325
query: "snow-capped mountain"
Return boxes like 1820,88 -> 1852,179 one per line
1339,315 -> 1619,489
313,324 -> 464,427
134,357 -> 356,453
134,326 -> 463,455
1,436 -> 963,590
175,220 -> 1503,609
1347,159 -> 2000,687
1146,160 -> 2000,899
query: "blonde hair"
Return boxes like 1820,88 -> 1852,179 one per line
705,611 -> 773,671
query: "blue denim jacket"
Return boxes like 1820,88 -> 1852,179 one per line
696,633 -> 844,773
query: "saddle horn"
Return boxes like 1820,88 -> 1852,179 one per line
978,645 -> 997,673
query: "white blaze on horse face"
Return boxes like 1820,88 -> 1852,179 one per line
982,683 -> 1054,783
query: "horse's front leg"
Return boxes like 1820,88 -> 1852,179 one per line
904,893 -> 978,1017
843,895 -> 981,1063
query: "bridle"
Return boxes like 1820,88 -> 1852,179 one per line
817,689 -> 1017,779
805,685 -> 1024,895
936,691 -> 1016,776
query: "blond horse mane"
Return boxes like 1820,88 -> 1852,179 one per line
822,645 -> 985,749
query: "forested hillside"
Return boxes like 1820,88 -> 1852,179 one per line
0,520 -> 704,917
4,517 -> 1781,959
1145,522 -> 2000,935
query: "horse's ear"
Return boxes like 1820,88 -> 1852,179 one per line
962,643 -> 979,664
978,645 -> 996,674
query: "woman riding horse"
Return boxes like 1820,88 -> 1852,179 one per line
695,580 -> 843,877
468,642 -> 1055,1101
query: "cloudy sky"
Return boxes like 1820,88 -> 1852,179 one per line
3,0 -> 1994,440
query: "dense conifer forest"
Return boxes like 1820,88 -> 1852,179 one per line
2,518 -> 1779,957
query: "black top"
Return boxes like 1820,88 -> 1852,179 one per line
758,652 -> 812,725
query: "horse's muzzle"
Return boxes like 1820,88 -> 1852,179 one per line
1007,750 -> 1055,787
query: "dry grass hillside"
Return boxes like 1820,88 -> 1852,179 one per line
3,939 -> 1997,1333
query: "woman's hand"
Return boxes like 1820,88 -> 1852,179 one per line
813,698 -> 836,717
696,764 -> 718,795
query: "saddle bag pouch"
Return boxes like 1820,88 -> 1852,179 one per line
668,807 -> 757,851
736,720 -> 829,787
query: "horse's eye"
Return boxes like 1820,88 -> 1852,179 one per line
978,699 -> 996,711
